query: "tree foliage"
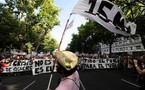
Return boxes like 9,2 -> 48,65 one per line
0,0 -> 60,53
0,3 -> 19,50
67,20 -> 115,53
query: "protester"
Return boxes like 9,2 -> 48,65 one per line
123,55 -> 128,71
54,51 -> 80,90
0,62 -> 10,85
127,55 -> 136,77
0,62 -> 3,84
133,55 -> 145,90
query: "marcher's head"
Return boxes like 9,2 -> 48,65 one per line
140,55 -> 145,62
55,51 -> 78,76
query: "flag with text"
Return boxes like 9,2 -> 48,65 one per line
72,0 -> 136,36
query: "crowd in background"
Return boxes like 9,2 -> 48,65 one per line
119,54 -> 145,90
0,51 -> 54,63
75,52 -> 145,89
0,51 -> 145,89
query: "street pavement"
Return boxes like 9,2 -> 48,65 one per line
0,69 -> 140,90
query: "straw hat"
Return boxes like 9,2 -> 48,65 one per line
55,51 -> 78,70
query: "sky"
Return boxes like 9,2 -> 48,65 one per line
0,0 -> 87,50
52,0 -> 86,50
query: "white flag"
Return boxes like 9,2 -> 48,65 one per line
72,0 -> 136,36
66,19 -> 74,30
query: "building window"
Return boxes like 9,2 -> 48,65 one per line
104,50 -> 106,52
125,47 -> 128,50
120,48 -> 123,51
112,49 -> 114,51
116,48 -> 119,51
119,41 -> 122,45
136,45 -> 141,50
130,47 -> 133,50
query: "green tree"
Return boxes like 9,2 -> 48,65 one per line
0,3 -> 19,51
0,0 -> 60,52
43,33 -> 58,52
68,20 -> 116,54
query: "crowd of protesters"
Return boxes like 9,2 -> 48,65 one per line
0,51 -> 54,63
0,51 -> 145,89
0,51 -> 54,76
118,54 -> 145,90
75,52 -> 145,90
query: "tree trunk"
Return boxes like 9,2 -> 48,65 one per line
35,43 -> 41,52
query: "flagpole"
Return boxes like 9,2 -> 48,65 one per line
58,13 -> 72,50
47,13 -> 72,90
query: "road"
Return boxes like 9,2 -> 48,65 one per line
0,69 -> 140,90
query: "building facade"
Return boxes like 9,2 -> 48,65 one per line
101,36 -> 145,55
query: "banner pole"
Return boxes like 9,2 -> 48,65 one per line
58,13 -> 72,50
47,13 -> 72,90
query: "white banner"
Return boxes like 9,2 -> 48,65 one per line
72,0 -> 136,36
2,60 -> 33,73
32,59 -> 54,75
78,58 -> 119,69
2,58 -> 119,74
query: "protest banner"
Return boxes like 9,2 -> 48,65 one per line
32,59 -> 55,75
78,58 -> 119,69
2,60 -> 33,73
2,58 -> 119,74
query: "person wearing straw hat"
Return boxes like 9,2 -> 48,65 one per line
55,50 -> 80,90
